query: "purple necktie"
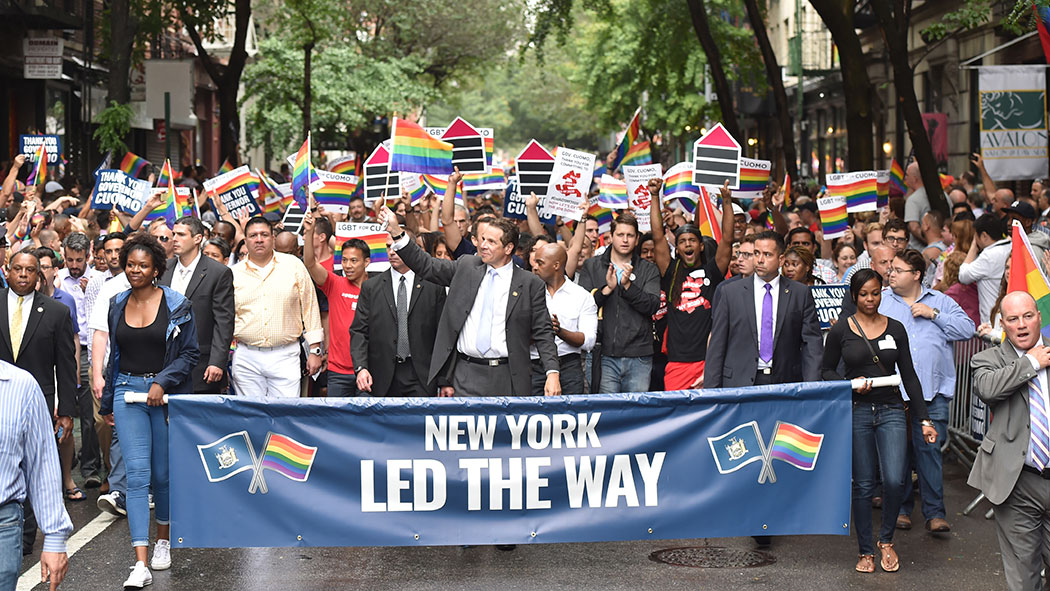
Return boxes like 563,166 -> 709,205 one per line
760,283 -> 773,362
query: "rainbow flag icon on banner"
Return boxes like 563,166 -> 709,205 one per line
246,432 -> 318,494
768,422 -> 824,471
327,154 -> 356,175
816,194 -> 848,239
314,170 -> 359,214
1008,220 -> 1050,339
826,171 -> 878,213
390,117 -> 454,175
335,222 -> 391,273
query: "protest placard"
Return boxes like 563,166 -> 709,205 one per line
826,171 -> 878,213
19,135 -> 62,165
502,178 -> 556,225
426,117 -> 487,173
541,147 -> 595,221
516,140 -> 555,199
215,183 -> 262,219
335,222 -> 390,273
817,195 -> 848,240
91,169 -> 150,211
811,284 -> 848,330
363,143 -> 400,204
623,164 -> 662,232
692,123 -> 740,189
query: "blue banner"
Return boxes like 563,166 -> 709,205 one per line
169,382 -> 852,548
19,134 -> 62,165
811,284 -> 847,330
502,178 -> 557,225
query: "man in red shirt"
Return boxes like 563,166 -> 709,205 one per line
303,207 -> 368,396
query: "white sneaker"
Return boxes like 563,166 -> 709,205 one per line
122,561 -> 152,588
148,493 -> 155,510
150,539 -> 171,571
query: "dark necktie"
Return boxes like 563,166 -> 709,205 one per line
397,276 -> 410,359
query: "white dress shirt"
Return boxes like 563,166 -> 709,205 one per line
171,250 -> 202,296
7,290 -> 34,351
531,278 -> 598,359
753,273 -> 781,370
390,268 -> 415,310
1014,343 -> 1050,469
458,261 -> 513,358
959,238 -> 1011,325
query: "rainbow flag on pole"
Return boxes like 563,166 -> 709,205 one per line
390,117 -> 454,175
256,169 -> 285,213
696,186 -> 723,242
622,141 -> 652,167
889,159 -> 906,194
817,194 -> 848,239
1009,220 -> 1050,339
292,134 -> 324,209
598,174 -> 628,209
662,161 -> 701,202
118,152 -> 150,178
26,143 -> 47,188
768,422 -> 824,470
610,107 -> 642,170
217,158 -> 233,175
147,160 -> 180,226
587,199 -> 614,234
259,433 -> 317,482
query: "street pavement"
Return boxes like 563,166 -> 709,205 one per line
19,457 -> 1008,590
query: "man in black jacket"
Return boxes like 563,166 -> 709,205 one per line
578,212 -> 661,393
350,238 -> 447,396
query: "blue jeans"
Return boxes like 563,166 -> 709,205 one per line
109,424 -> 126,494
111,374 -> 170,547
0,503 -> 22,590
599,356 -> 652,394
900,395 -> 949,520
852,402 -> 908,555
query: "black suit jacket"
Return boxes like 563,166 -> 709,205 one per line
159,253 -> 235,393
395,238 -> 558,396
0,289 -> 77,416
705,275 -> 823,388
349,269 -> 446,394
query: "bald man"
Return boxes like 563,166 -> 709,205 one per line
903,162 -> 951,250
530,242 -> 597,395
274,231 -> 301,257
969,292 -> 1050,590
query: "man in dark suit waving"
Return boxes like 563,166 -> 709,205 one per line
379,208 -> 560,397
706,230 -> 823,388
350,236 -> 446,396
0,249 -> 78,552
159,216 -> 235,393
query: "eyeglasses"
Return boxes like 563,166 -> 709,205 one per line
735,252 -> 754,259
886,267 -> 917,275
156,236 -> 170,243
885,236 -> 908,244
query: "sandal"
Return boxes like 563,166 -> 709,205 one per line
878,541 -> 899,572
64,487 -> 86,502
855,554 -> 875,573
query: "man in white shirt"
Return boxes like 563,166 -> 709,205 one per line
959,214 -> 1010,325
530,242 -> 597,395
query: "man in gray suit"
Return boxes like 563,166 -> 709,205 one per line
379,208 -> 561,397
705,230 -> 823,388
159,216 -> 235,393
969,291 -> 1050,591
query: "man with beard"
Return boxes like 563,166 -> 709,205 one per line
649,179 -> 735,390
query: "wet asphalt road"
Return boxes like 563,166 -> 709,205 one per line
19,458 -> 1008,590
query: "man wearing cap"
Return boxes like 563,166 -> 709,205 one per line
1003,200 -> 1050,266
731,202 -> 748,243
650,179 -> 734,389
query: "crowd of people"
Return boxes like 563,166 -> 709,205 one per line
0,146 -> 1047,590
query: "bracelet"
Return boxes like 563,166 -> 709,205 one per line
390,232 -> 404,241
920,419 -> 935,427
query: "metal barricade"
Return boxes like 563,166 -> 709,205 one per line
946,336 -> 993,518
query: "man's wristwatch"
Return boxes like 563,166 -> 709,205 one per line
308,346 -> 323,356
920,419 -> 935,428
931,307 -> 940,320
390,232 -> 404,241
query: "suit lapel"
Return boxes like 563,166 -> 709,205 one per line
407,274 -> 424,316
185,260 -> 207,299
380,271 -> 396,318
772,281 -> 791,350
742,278 -> 758,344
0,290 -> 10,357
506,267 -> 525,319
20,293 -> 44,352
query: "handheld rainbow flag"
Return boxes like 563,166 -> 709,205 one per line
609,107 -> 642,170
817,194 -> 848,239
587,199 -> 614,234
598,174 -> 628,209
622,141 -> 652,167
118,152 -> 151,178
147,160 -> 180,226
256,169 -> 285,213
662,162 -> 700,202
768,422 -> 824,471
157,161 -> 174,188
696,186 -> 723,242
422,174 -> 463,206
1008,220 -> 1050,339
390,117 -> 455,175
314,170 -> 359,214
292,135 -> 324,209
25,143 -> 47,188
782,173 -> 791,207
327,154 -> 356,175
217,159 -> 234,175
335,222 -> 391,273
939,173 -> 954,190
826,171 -> 878,213
889,159 -> 906,194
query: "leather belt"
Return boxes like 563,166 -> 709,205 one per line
395,356 -> 411,364
1021,464 -> 1050,480
458,353 -> 509,367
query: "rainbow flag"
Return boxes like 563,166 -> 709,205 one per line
889,159 -> 906,194
147,160 -> 180,226
176,189 -> 198,218
782,173 -> 791,207
1009,221 -> 1050,339
217,158 -> 233,175
422,174 -> 463,206
817,195 -> 848,239
622,141 -> 652,167
107,214 -> 124,234
768,422 -> 824,470
1036,4 -> 1050,64
662,162 -> 701,215
696,186 -> 723,241
403,174 -> 428,203
826,171 -> 878,213
256,169 -> 285,213
259,433 -> 317,482
733,158 -> 772,199
390,117 -> 454,175
327,154 -> 356,175
118,152 -> 150,178
26,143 -> 47,188
610,107 -> 642,170
598,174 -> 628,209
462,167 -> 507,194
314,170 -> 358,213
939,173 -> 954,190
292,134 -> 323,208
157,160 -> 174,188
587,200 -> 614,234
